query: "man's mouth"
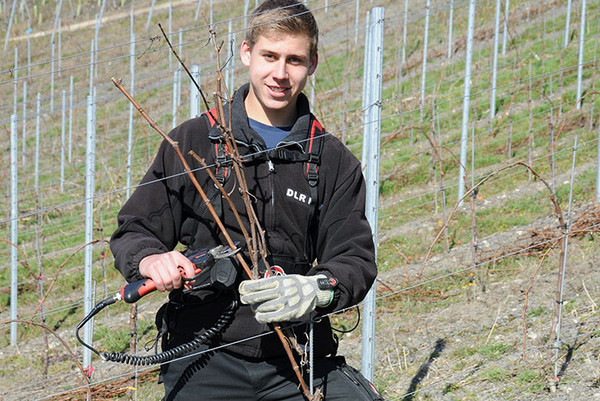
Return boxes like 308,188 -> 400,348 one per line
268,85 -> 289,95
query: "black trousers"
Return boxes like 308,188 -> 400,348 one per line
160,346 -> 384,400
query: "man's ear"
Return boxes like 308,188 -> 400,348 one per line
240,40 -> 252,67
308,52 -> 318,76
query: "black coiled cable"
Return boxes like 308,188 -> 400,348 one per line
79,299 -> 238,367
102,299 -> 237,366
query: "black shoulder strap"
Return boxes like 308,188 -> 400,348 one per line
265,115 -> 324,187
305,116 -> 324,206
305,117 -> 323,184
303,116 -> 324,257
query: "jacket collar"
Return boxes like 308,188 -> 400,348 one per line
208,83 -> 314,153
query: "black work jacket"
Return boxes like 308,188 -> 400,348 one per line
110,83 -> 377,358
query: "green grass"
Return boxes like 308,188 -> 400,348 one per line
527,306 -> 546,318
482,367 -> 511,382
480,343 -> 510,359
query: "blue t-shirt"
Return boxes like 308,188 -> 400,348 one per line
249,118 -> 292,150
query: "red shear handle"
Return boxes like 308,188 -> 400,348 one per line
120,278 -> 157,303
119,266 -> 202,304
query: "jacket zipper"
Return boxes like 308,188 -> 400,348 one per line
267,159 -> 275,231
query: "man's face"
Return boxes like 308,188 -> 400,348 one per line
240,33 -> 318,126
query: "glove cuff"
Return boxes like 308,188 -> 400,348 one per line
316,289 -> 334,307
314,274 -> 335,307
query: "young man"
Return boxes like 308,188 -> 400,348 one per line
110,0 -> 382,399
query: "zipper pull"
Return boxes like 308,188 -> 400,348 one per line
267,160 -> 274,172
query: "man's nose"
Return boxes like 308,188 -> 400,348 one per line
272,60 -> 288,79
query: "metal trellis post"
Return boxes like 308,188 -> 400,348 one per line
502,0 -> 510,55
172,69 -> 179,128
361,6 -> 384,382
51,40 -> 55,112
490,0 -> 501,120
554,136 -> 578,378
10,113 -> 18,346
35,92 -> 40,194
402,0 -> 408,65
13,47 -> 18,117
127,33 -> 135,199
564,0 -> 572,49
458,0 -> 476,203
3,0 -> 18,50
354,0 -> 360,44
576,0 -> 586,110
89,39 -> 94,96
448,0 -> 454,58
82,92 -> 97,373
22,80 -> 27,167
69,76 -> 73,162
58,19 -> 62,77
420,0 -> 430,122
146,0 -> 156,31
61,89 -> 66,192
360,10 -> 371,166
190,65 -> 201,118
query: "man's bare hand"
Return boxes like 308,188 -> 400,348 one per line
139,251 -> 196,292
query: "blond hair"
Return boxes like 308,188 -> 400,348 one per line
246,0 -> 319,58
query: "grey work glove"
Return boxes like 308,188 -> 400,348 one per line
238,274 -> 334,323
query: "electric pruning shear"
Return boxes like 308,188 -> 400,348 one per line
75,244 -> 240,366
